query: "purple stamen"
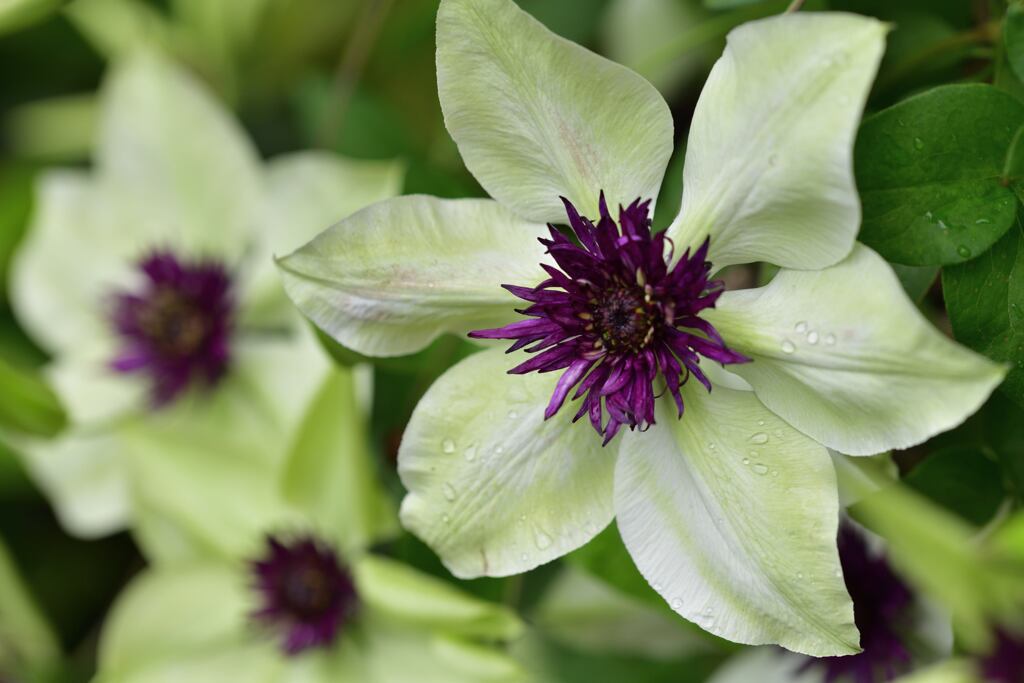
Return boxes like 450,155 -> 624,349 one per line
470,193 -> 747,443
249,533 -> 359,656
108,250 -> 234,405
798,522 -> 914,683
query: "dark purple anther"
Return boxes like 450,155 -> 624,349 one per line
249,534 -> 359,655
470,193 -> 747,444
109,251 -> 233,405
800,523 -> 914,683
980,628 -> 1024,682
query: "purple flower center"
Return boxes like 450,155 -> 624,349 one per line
980,628 -> 1024,682
249,534 -> 359,656
109,251 -> 233,405
470,193 -> 747,444
799,523 -> 914,683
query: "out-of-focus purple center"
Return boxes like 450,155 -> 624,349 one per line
799,522 -> 914,683
109,251 -> 233,405
470,193 -> 747,444
980,628 -> 1024,682
249,534 -> 359,656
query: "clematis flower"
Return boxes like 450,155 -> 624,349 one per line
705,522 -> 952,683
94,371 -> 526,683
9,51 -> 402,539
278,0 -> 1004,655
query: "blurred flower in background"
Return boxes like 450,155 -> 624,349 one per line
7,52 -> 401,540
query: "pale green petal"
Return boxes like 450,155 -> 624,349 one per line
97,564 -> 286,683
894,660 -> 977,683
97,53 -> 261,255
705,244 -> 1005,456
126,334 -> 329,563
668,13 -> 887,269
360,624 -> 525,683
398,348 -> 616,578
46,344 -> 145,427
245,152 -> 404,321
531,567 -> 712,660
437,0 -> 673,222
615,386 -> 858,656
10,171 -> 142,354
65,0 -> 174,61
353,554 -> 522,640
282,366 -> 398,554
278,196 -> 548,357
14,428 -> 131,538
830,451 -> 896,508
706,648 -> 816,683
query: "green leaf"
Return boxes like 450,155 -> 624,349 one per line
855,84 -> 1024,265
1005,5 -> 1024,85
0,534 -> 60,673
0,0 -> 63,35
943,213 -> 1024,407
903,446 -> 1004,526
0,356 -> 65,437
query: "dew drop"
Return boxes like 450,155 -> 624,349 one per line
442,514 -> 451,523
708,442 -> 716,450
653,582 -> 663,592
535,531 -> 553,551
773,429 -> 784,438
794,321 -> 808,334
671,597 -> 683,610
519,514 -> 527,523
495,445 -> 505,455
781,339 -> 796,354
441,438 -> 455,454
806,331 -> 819,345
742,457 -> 751,465
752,463 -> 770,475
825,333 -> 836,346
507,409 -> 519,419
956,245 -> 972,258
442,482 -> 457,501
749,432 -> 769,445
464,445 -> 477,462
771,470 -> 779,477
913,137 -> 924,150
834,569 -> 843,578
757,419 -> 766,426
797,572 -> 805,580
520,553 -> 529,562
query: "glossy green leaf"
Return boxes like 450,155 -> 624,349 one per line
855,84 -> 1024,265
903,446 -> 1004,526
0,356 -> 65,437
943,214 -> 1024,407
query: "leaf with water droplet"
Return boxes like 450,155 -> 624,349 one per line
856,84 -> 1024,265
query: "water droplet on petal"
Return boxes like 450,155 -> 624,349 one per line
797,572 -> 804,580
749,432 -> 769,445
825,333 -> 836,346
806,331 -> 819,345
742,457 -> 751,465
442,438 -> 455,454
834,569 -> 843,578
774,429 -> 784,438
671,597 -> 683,610
781,339 -> 796,354
442,482 -> 457,501
708,442 -> 716,450
794,321 -> 808,334
495,446 -> 505,455
653,582 -> 663,592
752,463 -> 769,475
464,445 -> 477,462
535,531 -> 553,551
757,419 -> 765,426
508,409 -> 519,419
442,514 -> 451,523
957,245 -> 972,258
520,552 -> 529,562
